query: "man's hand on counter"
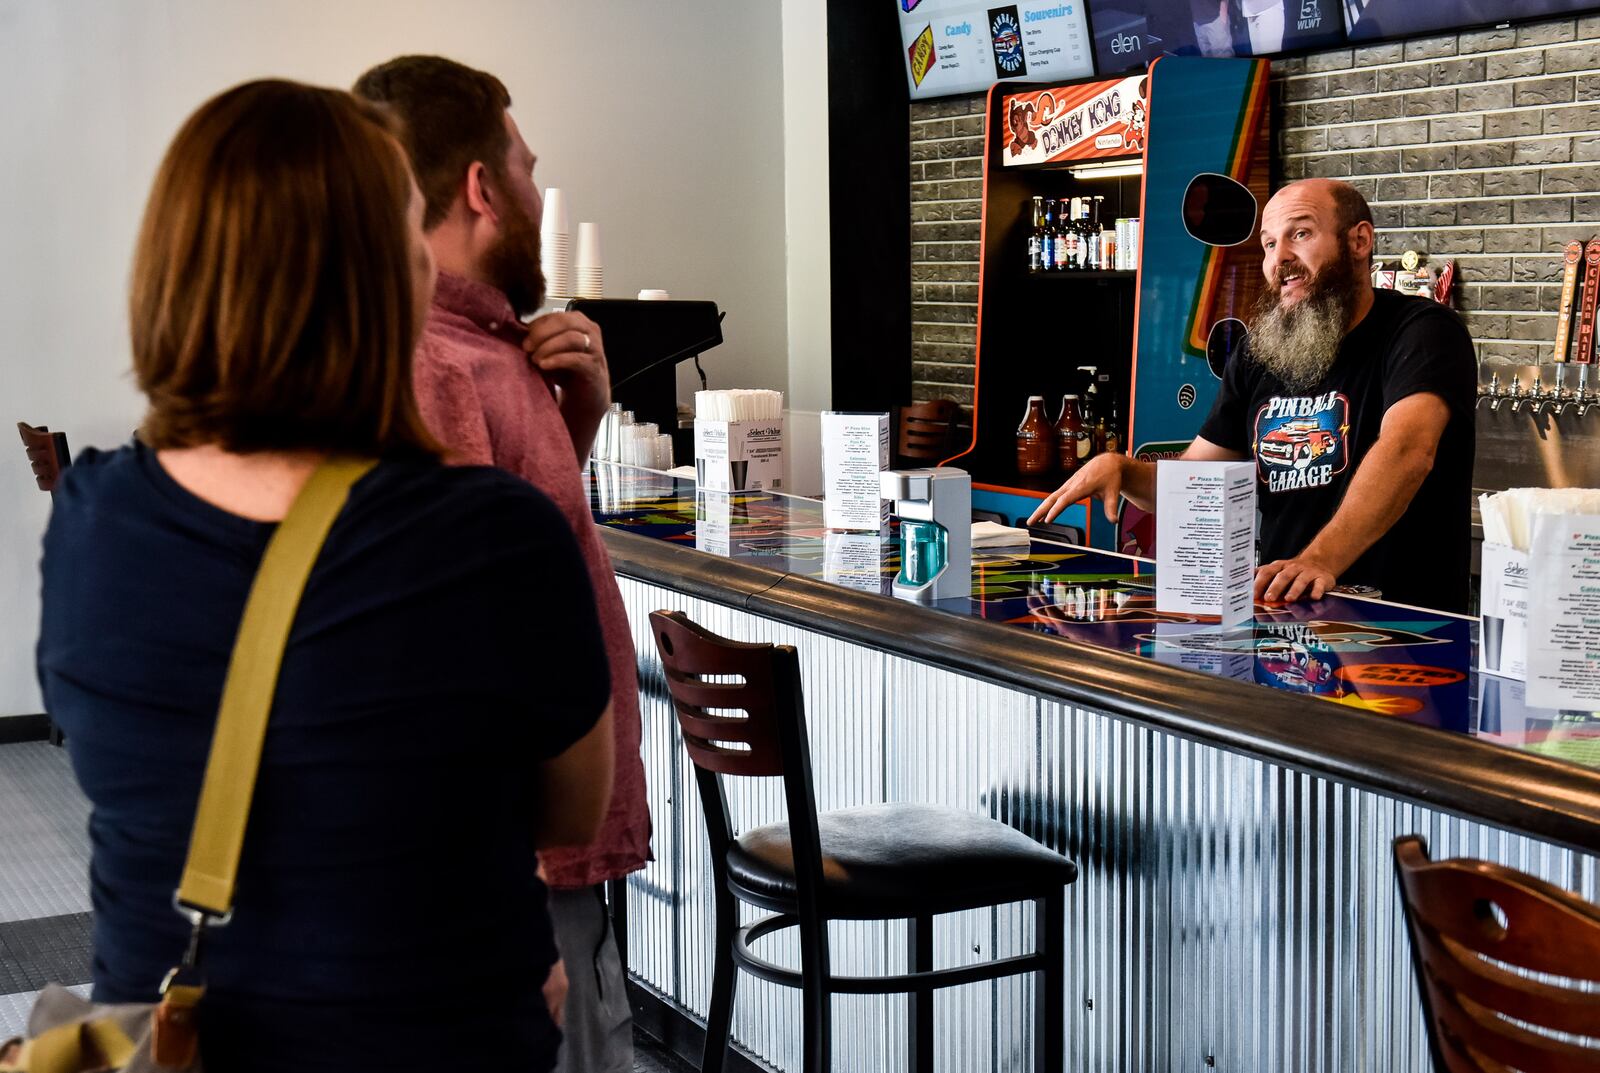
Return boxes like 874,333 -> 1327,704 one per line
1254,555 -> 1339,604
524,311 -> 610,461
1029,454 -> 1154,526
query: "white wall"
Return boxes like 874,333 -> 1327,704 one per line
0,0 -> 792,715
780,0 -> 831,496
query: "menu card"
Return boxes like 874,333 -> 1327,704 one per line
823,530 -> 886,593
1155,461 -> 1256,625
1526,514 -> 1600,708
821,412 -> 891,532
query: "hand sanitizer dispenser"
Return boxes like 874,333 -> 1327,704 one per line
879,467 -> 972,604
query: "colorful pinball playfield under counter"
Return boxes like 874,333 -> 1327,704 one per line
591,462 -> 1598,1073
588,462 -> 1600,848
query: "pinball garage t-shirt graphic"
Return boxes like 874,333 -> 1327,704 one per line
1252,391 -> 1350,493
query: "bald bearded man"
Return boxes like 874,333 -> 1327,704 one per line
1031,178 -> 1476,613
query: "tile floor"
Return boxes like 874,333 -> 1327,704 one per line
0,741 -> 696,1069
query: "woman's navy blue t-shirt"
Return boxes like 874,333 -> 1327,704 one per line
36,444 -> 610,1072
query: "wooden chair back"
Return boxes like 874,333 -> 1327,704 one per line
18,422 -> 70,493
649,610 -> 827,908
895,399 -> 960,466
1394,835 -> 1600,1072
649,610 -> 798,778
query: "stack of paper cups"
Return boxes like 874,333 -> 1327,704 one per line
577,222 -> 603,299
540,188 -> 572,302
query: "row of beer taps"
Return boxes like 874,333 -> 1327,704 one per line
1478,365 -> 1598,417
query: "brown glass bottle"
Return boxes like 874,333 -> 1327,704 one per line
1054,395 -> 1084,475
1016,395 -> 1054,475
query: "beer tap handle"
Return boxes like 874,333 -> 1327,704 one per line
1533,373 -> 1552,415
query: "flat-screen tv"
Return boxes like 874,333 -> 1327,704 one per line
899,0 -> 1095,99
1086,0 -> 1345,74
1344,0 -> 1598,42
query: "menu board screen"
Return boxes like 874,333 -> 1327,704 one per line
1344,0 -> 1598,42
1086,0 -> 1345,75
899,0 -> 1095,100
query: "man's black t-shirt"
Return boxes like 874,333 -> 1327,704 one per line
1197,288 -> 1477,612
37,444 -> 609,1071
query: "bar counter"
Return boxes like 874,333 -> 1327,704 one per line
589,463 -> 1600,1073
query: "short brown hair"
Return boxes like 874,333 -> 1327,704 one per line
131,80 -> 437,457
1329,182 -> 1374,234
353,56 -> 512,229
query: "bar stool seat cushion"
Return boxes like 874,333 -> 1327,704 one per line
727,803 -> 1076,918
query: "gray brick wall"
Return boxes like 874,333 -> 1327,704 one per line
1280,15 -> 1600,367
907,15 -> 1600,405
911,96 -> 987,407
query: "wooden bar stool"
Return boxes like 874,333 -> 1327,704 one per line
894,399 -> 960,468
18,422 -> 71,747
17,421 -> 71,493
1393,835 -> 1600,1072
649,610 -> 1075,1073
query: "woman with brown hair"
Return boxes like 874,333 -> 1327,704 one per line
35,80 -> 612,1071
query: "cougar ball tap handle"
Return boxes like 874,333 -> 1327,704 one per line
1575,239 -> 1600,370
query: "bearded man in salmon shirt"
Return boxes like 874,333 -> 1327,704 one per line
355,55 -> 648,1073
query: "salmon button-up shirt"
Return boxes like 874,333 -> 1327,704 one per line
413,271 -> 650,889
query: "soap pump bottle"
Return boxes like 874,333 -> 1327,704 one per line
879,467 -> 972,604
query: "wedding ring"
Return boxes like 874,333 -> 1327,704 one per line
582,332 -> 591,353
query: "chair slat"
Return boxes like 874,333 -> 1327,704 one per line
17,422 -> 68,493
895,399 -> 959,464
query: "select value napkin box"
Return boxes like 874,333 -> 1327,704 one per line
1479,541 -> 1528,682
694,418 -> 785,493
694,490 -> 733,557
821,411 -> 891,532
1155,460 -> 1256,625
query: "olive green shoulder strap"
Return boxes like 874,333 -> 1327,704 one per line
175,457 -> 377,916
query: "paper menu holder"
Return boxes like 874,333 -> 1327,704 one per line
821,412 -> 891,532
1524,514 -> 1600,709
823,530 -> 887,593
1155,460 -> 1256,626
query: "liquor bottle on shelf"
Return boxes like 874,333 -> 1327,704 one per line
1076,365 -> 1100,459
1040,199 -> 1056,272
1081,200 -> 1094,273
1055,198 -> 1074,272
1028,196 -> 1044,272
1054,395 -> 1084,475
1087,197 -> 1105,270
1016,396 -> 1055,475
1105,398 -> 1123,455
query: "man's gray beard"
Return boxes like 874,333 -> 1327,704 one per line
1246,286 -> 1352,392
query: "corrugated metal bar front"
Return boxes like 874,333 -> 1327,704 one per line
618,577 -> 1600,1072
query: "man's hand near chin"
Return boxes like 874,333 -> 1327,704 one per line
523,311 -> 610,462
1254,555 -> 1339,604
